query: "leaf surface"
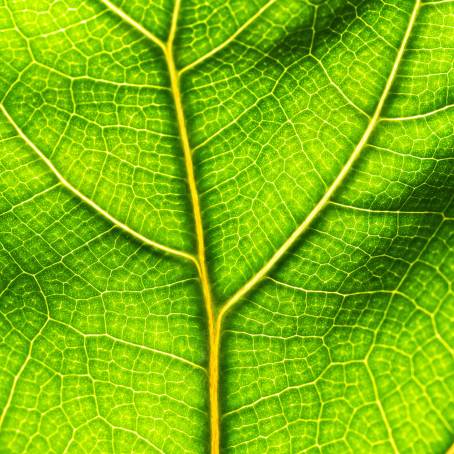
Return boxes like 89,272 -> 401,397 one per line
0,0 -> 453,453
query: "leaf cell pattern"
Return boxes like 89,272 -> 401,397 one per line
0,0 -> 453,453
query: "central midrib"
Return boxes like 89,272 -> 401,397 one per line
163,2 -> 220,453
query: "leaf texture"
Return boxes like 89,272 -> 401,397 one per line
0,0 -> 453,453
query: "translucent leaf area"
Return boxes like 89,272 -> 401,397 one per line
0,0 -> 453,453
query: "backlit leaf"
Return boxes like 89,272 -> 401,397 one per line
0,0 -> 453,452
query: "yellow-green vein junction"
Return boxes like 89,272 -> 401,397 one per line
219,0 -> 422,319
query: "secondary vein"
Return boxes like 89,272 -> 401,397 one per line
219,0 -> 422,320
98,0 -> 166,51
0,104 -> 196,264
179,0 -> 278,75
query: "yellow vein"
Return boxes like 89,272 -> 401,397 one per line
0,319 -> 49,430
98,417 -> 165,454
219,0 -> 422,319
165,2 -> 220,453
2,183 -> 60,214
91,333 -> 206,371
98,0 -> 165,51
364,365 -> 399,454
268,277 -> 395,297
0,104 -> 196,264
421,0 -> 454,5
315,57 -> 370,118
364,196 -> 450,450
179,0 -> 278,75
50,317 -> 206,372
380,103 -> 453,121
329,201 -> 445,217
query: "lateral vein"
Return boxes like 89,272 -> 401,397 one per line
0,319 -> 49,430
219,0 -> 422,319
97,0 -> 165,51
380,103 -> 453,121
179,0 -> 278,75
0,104 -> 196,264
54,318 -> 206,372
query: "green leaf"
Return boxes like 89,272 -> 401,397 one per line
0,0 -> 453,453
